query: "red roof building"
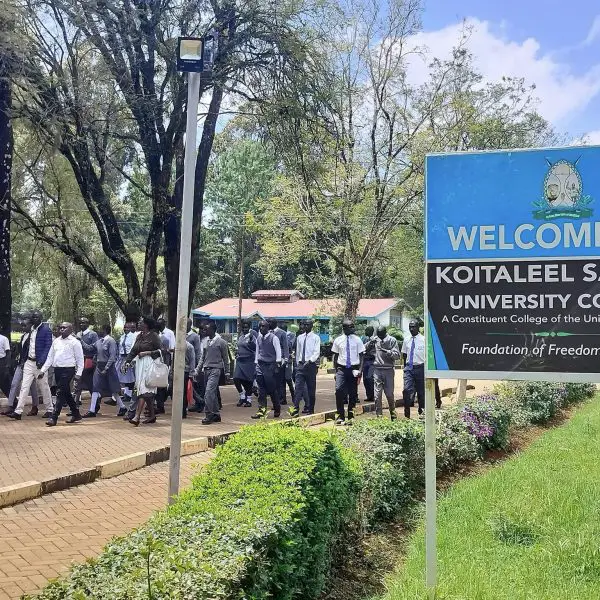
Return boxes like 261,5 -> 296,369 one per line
192,290 -> 408,339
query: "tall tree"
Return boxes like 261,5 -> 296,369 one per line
254,0 -> 556,317
11,0 -> 330,324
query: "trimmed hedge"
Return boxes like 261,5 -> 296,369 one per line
31,382 -> 595,599
32,425 -> 360,600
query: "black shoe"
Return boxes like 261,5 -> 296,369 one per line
242,401 -> 252,408
82,411 -> 96,418
273,410 -> 281,418
289,408 -> 300,418
46,419 -> 57,427
8,412 -> 21,420
117,408 -> 127,417
142,417 -> 157,424
104,399 -> 117,406
301,407 -> 310,414
201,415 -> 221,425
27,407 -> 39,416
251,409 -> 267,419
280,400 -> 287,405
236,399 -> 246,407
0,408 -> 14,416
188,405 -> 203,413
67,414 -> 82,424
42,411 -> 53,419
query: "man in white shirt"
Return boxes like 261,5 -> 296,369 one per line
291,320 -> 320,417
401,319 -> 426,418
331,319 -> 365,425
0,332 -> 11,398
40,323 -> 84,426
157,318 -> 176,352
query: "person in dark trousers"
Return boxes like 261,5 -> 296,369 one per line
200,321 -> 229,425
252,320 -> 282,419
331,319 -> 365,425
280,323 -> 296,400
361,325 -> 376,403
233,320 -> 256,407
373,326 -> 400,419
74,317 -> 98,407
116,321 -> 137,412
40,323 -> 84,426
401,319 -> 426,418
1,319 -> 40,416
189,323 -> 208,413
10,310 -> 54,420
291,320 -> 320,416
268,319 -> 290,405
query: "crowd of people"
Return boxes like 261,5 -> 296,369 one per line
0,310 -> 437,428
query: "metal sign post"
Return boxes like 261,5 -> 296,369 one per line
424,378 -> 437,598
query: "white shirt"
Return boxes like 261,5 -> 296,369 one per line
332,334 -> 365,367
28,325 -> 40,359
161,327 -> 176,351
295,332 -> 321,364
41,335 -> 85,376
119,332 -> 135,355
0,335 -> 10,359
401,333 -> 426,366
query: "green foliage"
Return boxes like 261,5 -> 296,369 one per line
32,424 -> 360,600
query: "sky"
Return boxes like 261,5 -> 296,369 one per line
418,0 -> 600,143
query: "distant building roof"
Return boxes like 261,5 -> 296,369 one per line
193,296 -> 399,320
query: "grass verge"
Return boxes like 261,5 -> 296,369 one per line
379,395 -> 600,600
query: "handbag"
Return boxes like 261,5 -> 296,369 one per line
145,358 -> 169,388
84,357 -> 94,370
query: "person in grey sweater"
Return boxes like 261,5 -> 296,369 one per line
373,326 -> 400,419
200,321 -> 229,424
181,340 -> 196,419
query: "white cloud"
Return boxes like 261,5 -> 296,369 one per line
405,18 -> 600,125
583,16 -> 600,46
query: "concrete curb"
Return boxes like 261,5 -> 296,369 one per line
0,404 -> 378,509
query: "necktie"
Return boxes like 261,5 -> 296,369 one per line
346,336 -> 351,368
301,334 -> 307,362
408,337 -> 415,369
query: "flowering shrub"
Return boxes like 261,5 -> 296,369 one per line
458,394 -> 512,450
437,409 -> 481,471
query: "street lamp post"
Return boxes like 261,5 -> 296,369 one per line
168,35 -> 215,504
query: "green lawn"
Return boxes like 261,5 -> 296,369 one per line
380,397 -> 600,600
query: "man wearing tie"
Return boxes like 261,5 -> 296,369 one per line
292,320 -> 321,416
331,319 -> 365,425
401,319 -> 426,418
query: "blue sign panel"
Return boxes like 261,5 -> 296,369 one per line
425,146 -> 600,383
427,146 -> 600,261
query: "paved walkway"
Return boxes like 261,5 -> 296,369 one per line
0,452 -> 214,600
0,375 -> 493,489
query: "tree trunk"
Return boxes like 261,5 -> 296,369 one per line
344,276 -> 364,321
0,68 -> 12,338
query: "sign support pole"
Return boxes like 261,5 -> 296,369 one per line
425,377 -> 437,598
168,70 -> 201,504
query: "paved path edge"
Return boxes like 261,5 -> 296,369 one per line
0,403 -> 377,508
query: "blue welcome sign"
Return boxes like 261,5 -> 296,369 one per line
425,145 -> 600,382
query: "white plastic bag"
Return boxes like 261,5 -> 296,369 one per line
145,358 -> 169,388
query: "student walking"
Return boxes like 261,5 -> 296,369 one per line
41,323 -> 84,426
200,321 -> 229,425
252,320 -> 282,419
331,319 -> 365,425
291,320 -> 320,416
74,317 -> 98,406
372,326 -> 400,419
233,320 -> 256,408
401,319 -> 426,418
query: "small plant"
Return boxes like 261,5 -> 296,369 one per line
489,514 -> 540,547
